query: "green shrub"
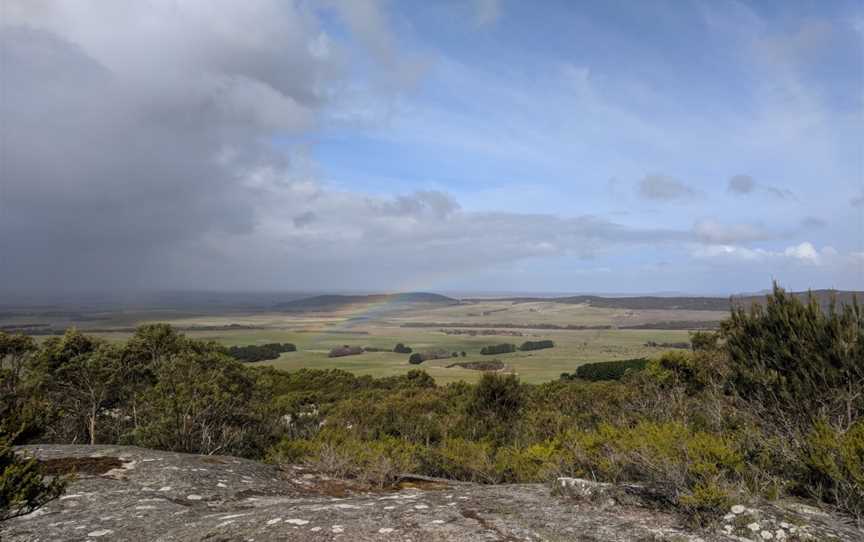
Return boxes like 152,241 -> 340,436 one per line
495,442 -> 561,482
802,420 -> 864,521
560,421 -> 743,516
266,438 -> 319,464
427,437 -> 498,483
723,284 -> 864,431
1,435 -> 66,522
305,431 -> 420,488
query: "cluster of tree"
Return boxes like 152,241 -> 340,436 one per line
327,346 -> 364,358
561,358 -> 648,381
226,343 -> 296,363
407,350 -> 461,364
393,343 -> 412,354
480,343 -> 516,355
3,285 -> 863,526
518,340 -> 554,351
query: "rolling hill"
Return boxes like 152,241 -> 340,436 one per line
274,292 -> 459,312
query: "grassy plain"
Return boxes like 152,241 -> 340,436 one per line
2,299 -> 717,384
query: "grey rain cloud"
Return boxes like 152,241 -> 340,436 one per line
0,1 -> 697,291
727,175 -> 795,199
1,1 -> 843,293
293,212 -> 318,228
637,175 -> 698,201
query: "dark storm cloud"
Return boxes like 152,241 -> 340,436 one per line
1,2 -> 336,290
0,1 -> 710,292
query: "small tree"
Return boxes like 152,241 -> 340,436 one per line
0,435 -> 66,522
54,344 -> 126,445
408,353 -> 423,365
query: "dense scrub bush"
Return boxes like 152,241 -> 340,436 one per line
723,285 -> 863,432
561,421 -> 742,520
519,340 -> 554,351
480,343 -> 516,355
689,331 -> 719,352
564,358 -> 648,381
227,343 -> 296,363
802,421 -> 864,522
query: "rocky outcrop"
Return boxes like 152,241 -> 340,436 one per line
2,446 -> 861,541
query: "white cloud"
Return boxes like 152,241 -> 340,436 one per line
784,242 -> 821,264
694,220 -> 773,244
693,241 -> 838,267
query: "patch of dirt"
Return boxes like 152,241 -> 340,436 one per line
38,456 -> 124,476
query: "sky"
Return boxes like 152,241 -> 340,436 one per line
1,0 -> 863,295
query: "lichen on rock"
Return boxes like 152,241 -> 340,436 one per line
2,445 -> 860,541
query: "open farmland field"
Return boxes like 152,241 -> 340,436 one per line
2,296 -> 713,384
243,327 -> 692,384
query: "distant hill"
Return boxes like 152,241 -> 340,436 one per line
466,289 -> 863,312
274,292 -> 458,312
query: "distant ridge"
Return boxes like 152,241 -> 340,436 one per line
274,292 -> 458,312
464,289 -> 863,312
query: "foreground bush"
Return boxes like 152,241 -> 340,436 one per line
0,435 -> 66,522
724,285 -> 864,432
802,421 -> 864,522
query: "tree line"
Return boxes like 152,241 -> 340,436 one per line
226,342 -> 296,363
